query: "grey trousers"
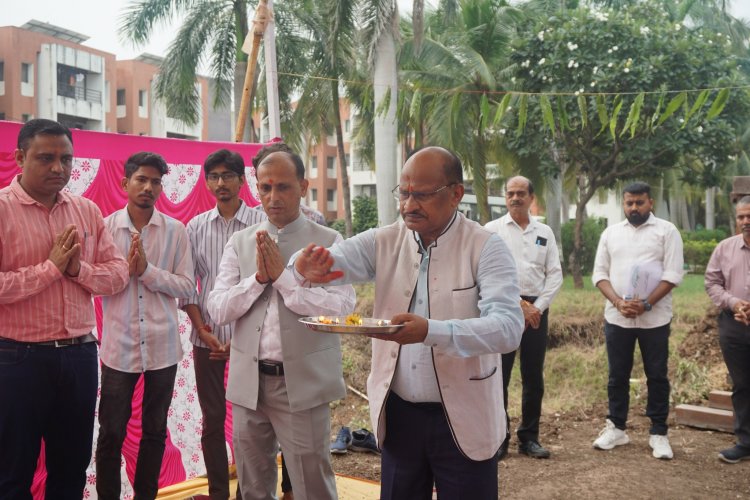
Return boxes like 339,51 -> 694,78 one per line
232,373 -> 337,500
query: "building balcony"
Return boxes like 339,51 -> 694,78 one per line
57,82 -> 101,103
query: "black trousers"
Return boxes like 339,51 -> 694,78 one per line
96,363 -> 177,500
718,310 -> 750,447
502,308 -> 549,444
604,322 -> 670,435
380,392 -> 498,500
193,346 -> 243,500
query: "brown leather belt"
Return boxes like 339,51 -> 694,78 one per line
0,333 -> 97,348
258,360 -> 284,376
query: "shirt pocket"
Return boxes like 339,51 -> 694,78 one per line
451,284 -> 480,319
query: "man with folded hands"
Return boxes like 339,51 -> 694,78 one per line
208,143 -> 355,500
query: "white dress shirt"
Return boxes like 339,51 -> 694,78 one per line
485,213 -> 563,312
592,213 -> 684,329
207,217 -> 355,362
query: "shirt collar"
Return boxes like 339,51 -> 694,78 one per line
10,175 -> 71,207
208,200 -> 254,224
502,211 -> 535,231
113,206 -> 163,230
262,211 -> 305,235
412,211 -> 458,251
622,212 -> 655,228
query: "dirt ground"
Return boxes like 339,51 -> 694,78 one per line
328,308 -> 750,499
330,398 -> 750,499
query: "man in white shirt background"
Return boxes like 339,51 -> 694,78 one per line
485,176 -> 563,460
591,181 -> 684,460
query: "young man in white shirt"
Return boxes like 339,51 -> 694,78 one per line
591,181 -> 684,460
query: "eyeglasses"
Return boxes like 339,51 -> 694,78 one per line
391,183 -> 456,203
207,172 -> 240,182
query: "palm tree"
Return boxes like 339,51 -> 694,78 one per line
281,0 -> 358,236
400,0 -> 520,223
119,0 -> 255,139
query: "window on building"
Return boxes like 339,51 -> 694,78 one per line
116,89 -> 126,106
310,156 -> 318,178
22,114 -> 31,123
21,63 -> 31,84
138,90 -> 146,107
311,188 -> 318,202
327,189 -> 337,211
0,113 -> 5,120
345,119 -> 350,133
345,153 -> 350,167
0,61 -> 4,81
327,156 -> 336,177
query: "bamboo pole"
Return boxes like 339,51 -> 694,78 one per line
235,0 -> 270,143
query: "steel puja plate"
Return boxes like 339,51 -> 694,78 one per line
298,316 -> 403,335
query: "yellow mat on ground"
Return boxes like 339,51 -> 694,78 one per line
156,465 -> 380,499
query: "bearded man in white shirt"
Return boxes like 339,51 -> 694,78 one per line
591,181 -> 684,460
485,176 -> 563,460
208,143 -> 355,500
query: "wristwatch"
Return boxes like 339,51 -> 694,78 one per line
642,300 -> 652,312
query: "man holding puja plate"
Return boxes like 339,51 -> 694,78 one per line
293,146 -> 524,500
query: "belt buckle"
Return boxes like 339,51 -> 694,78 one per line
53,338 -> 75,348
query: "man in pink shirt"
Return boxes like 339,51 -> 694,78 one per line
705,196 -> 750,463
0,119 -> 129,498
95,152 -> 194,499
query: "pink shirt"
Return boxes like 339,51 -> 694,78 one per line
705,234 -> 750,311
0,176 -> 129,342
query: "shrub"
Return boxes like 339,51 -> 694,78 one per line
352,195 -> 378,234
683,239 -> 717,274
328,219 -> 346,235
681,228 -> 728,242
561,217 -> 606,276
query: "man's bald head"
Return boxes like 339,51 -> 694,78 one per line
407,146 -> 463,185
506,175 -> 534,195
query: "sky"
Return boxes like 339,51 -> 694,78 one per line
2,0 -> 750,61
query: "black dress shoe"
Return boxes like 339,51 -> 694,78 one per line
519,440 -> 551,459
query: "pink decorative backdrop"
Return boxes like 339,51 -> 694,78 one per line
0,121 -> 263,499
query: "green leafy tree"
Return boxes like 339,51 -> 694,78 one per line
352,195 -> 379,234
505,1 -> 750,287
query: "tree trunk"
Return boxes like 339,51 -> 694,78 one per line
373,16 -> 399,226
568,200 -> 587,289
331,82 -> 353,237
705,186 -> 716,229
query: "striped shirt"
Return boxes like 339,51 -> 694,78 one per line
179,201 -> 266,347
0,176 -> 129,342
101,208 -> 195,373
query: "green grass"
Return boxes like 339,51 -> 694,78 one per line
348,275 -> 715,419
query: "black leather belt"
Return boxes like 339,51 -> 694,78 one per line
259,360 -> 284,376
0,332 -> 97,348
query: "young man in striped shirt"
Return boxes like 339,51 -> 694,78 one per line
180,149 -> 266,499
96,152 -> 195,499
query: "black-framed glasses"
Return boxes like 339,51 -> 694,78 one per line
207,172 -> 240,182
391,183 -> 457,203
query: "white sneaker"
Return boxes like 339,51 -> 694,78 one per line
649,434 -> 673,460
593,419 -> 630,450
